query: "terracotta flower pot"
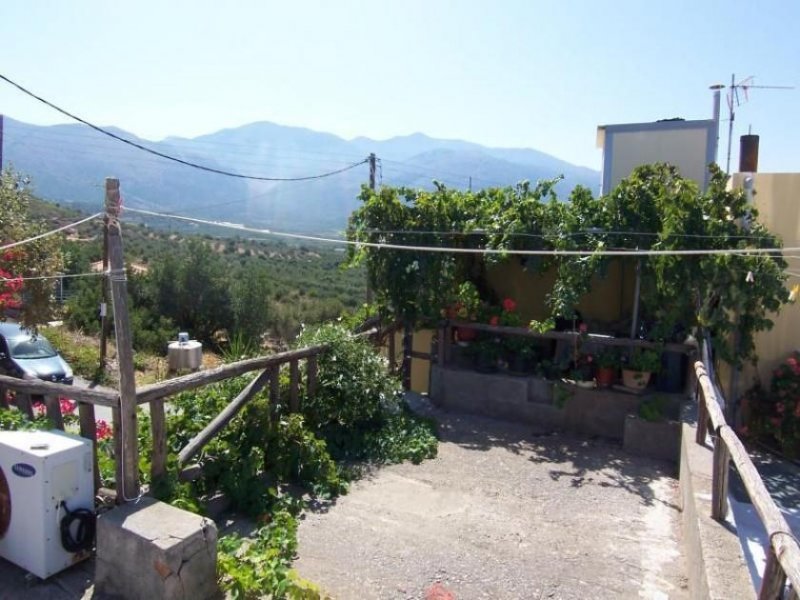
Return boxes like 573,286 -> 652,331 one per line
622,368 -> 651,391
595,366 -> 617,388
455,326 -> 477,343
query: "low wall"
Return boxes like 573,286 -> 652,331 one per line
430,365 -> 681,443
678,405 -> 753,599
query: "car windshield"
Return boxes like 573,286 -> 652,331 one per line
8,336 -> 58,360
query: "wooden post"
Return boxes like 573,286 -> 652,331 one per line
289,359 -> 300,413
437,324 -> 446,367
269,365 -> 281,418
711,430 -> 731,520
150,398 -> 167,483
402,322 -> 412,391
696,389 -> 709,445
78,402 -> 101,493
387,328 -> 396,373
106,177 -> 139,502
15,392 -> 33,419
759,546 -> 787,600
307,355 -> 317,400
0,385 -> 7,409
43,394 -> 64,430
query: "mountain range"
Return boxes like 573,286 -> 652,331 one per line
2,116 -> 600,233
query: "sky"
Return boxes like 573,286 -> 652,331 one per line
1,0 -> 798,172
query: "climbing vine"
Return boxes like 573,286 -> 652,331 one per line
346,164 -> 789,367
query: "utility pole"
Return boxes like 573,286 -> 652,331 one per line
0,114 -> 4,171
105,178 -> 139,502
366,153 -> 377,305
368,153 -> 376,190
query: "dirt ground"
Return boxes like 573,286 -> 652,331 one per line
295,395 -> 688,600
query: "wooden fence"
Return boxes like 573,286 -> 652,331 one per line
694,343 -> 800,599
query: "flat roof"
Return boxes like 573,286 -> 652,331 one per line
596,119 -> 716,148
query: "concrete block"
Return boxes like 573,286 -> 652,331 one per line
623,415 -> 681,463
96,497 -> 219,600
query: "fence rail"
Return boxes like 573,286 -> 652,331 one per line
694,357 -> 800,599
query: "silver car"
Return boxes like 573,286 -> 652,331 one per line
0,323 -> 73,385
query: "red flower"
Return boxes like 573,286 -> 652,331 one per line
489,315 -> 499,326
95,419 -> 112,441
58,397 -> 77,415
32,401 -> 46,417
502,298 -> 517,313
579,322 -> 588,334
776,402 -> 785,414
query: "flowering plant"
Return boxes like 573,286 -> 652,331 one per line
445,281 -> 481,321
747,351 -> 800,457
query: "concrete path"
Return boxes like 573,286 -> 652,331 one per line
295,397 -> 689,599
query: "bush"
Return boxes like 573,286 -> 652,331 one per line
746,351 -> 800,457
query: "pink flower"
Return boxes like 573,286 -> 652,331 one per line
776,402 -> 785,414
579,323 -> 588,334
489,315 -> 499,326
58,397 -> 77,415
95,419 -> 112,441
502,298 -> 517,313
32,401 -> 46,417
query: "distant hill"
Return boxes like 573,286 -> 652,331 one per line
2,117 -> 599,233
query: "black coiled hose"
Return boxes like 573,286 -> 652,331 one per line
59,501 -> 95,553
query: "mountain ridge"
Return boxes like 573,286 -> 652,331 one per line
3,116 -> 600,233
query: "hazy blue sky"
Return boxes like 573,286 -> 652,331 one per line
1,0 -> 797,172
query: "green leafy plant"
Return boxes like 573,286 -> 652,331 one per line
217,509 -> 324,599
626,349 -> 662,373
638,396 -> 667,422
596,348 -> 620,369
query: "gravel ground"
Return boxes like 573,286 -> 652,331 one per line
295,396 -> 688,600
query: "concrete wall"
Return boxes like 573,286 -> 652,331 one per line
485,257 -> 636,324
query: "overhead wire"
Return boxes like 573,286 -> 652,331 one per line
0,271 -> 104,282
0,212 -> 103,251
122,207 -> 800,258
0,73 -> 370,182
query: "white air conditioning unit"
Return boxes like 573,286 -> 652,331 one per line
0,430 -> 94,579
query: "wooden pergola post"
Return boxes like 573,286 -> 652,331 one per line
106,178 -> 139,502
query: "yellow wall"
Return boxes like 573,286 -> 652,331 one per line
485,257 -> 636,324
723,173 -> 800,396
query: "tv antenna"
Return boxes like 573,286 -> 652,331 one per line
720,73 -> 793,174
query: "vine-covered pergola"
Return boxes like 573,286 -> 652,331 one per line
346,164 -> 789,367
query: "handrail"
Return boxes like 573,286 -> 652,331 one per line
448,321 -> 696,354
135,345 -> 327,404
694,358 -> 800,598
0,373 -> 120,407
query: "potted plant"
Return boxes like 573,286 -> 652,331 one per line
568,353 -> 595,388
595,348 -> 619,388
504,336 -> 538,375
622,349 -> 661,391
449,281 -> 481,344
471,338 -> 502,373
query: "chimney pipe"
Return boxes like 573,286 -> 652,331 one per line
739,134 -> 759,173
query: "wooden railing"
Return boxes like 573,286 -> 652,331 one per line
138,345 -> 326,483
0,374 -> 120,493
694,348 -> 800,599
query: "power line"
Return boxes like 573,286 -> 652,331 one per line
0,73 -> 370,182
0,271 -> 103,282
123,206 -> 799,258
0,212 -> 102,251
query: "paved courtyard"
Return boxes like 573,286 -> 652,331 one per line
295,396 -> 688,599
